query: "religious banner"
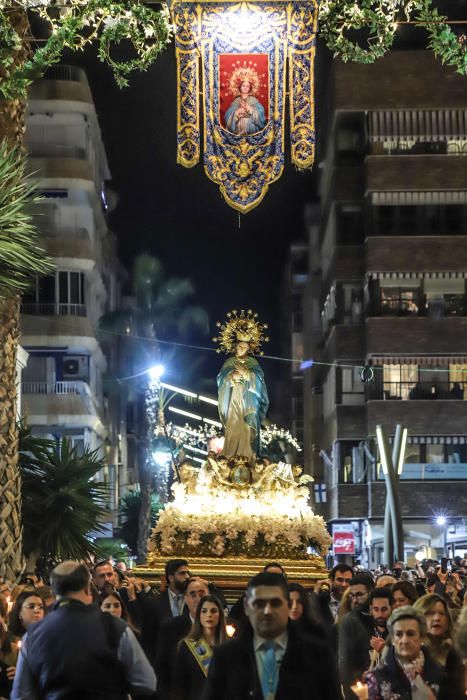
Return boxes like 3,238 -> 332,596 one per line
170,0 -> 319,213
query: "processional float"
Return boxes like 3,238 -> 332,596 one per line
138,310 -> 330,594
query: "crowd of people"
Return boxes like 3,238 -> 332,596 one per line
0,556 -> 467,698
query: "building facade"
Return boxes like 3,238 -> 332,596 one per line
20,64 -> 134,527
302,51 -> 467,566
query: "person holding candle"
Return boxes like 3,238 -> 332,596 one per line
365,606 -> 443,700
8,591 -> 46,640
173,595 -> 226,700
0,595 -> 19,699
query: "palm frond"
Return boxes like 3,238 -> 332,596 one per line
19,434 -> 110,562
0,140 -> 53,299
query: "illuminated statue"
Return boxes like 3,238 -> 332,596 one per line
224,68 -> 266,136
214,310 -> 269,462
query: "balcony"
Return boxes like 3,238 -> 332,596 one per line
366,155 -> 467,193
369,295 -> 467,318
367,398 -> 467,436
366,317 -> 467,355
368,381 -> 467,401
43,65 -> 88,83
41,228 -> 94,261
366,237 -> 467,274
27,143 -> 87,160
22,381 -> 101,424
21,303 -> 87,317
322,324 -> 365,361
28,65 -> 93,103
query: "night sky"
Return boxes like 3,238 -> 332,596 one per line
63,35 -> 328,393
62,2 -> 465,392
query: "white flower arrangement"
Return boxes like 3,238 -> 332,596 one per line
151,480 -> 331,559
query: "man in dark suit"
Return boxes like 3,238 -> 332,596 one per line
202,572 -> 341,700
311,563 -> 353,628
155,576 -> 209,700
156,559 -> 190,623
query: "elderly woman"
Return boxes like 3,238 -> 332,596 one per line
365,606 -> 443,700
414,594 -> 454,667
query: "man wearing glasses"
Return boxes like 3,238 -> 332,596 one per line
337,573 -> 375,699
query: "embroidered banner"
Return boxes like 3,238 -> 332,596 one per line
171,0 -> 318,213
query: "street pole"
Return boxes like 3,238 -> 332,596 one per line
376,424 -> 405,565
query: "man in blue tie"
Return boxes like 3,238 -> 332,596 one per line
202,572 -> 341,700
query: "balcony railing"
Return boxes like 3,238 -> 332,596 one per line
21,303 -> 87,317
368,381 -> 467,401
22,380 -> 100,416
370,295 -> 467,317
43,65 -> 87,83
41,227 -> 90,242
26,143 -> 87,160
23,381 -> 83,395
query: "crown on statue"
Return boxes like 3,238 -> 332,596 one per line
213,308 -> 269,355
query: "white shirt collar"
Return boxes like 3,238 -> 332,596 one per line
253,630 -> 288,652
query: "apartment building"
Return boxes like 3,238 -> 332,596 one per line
20,64 -> 134,525
302,51 -> 467,566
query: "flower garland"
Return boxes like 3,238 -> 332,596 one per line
415,0 -> 467,77
260,424 -> 302,453
319,0 -> 467,76
319,0 -> 407,64
0,1 -> 172,99
0,0 -> 465,101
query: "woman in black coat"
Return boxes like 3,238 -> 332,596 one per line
173,594 -> 226,700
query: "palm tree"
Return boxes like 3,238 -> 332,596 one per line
0,144 -> 52,583
18,425 -> 109,572
0,2 -> 170,584
100,253 -> 209,562
117,490 -> 162,556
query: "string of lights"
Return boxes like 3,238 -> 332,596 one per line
12,309 -> 467,381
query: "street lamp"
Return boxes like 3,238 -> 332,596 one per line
149,364 -> 165,382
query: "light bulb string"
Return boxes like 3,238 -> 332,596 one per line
7,307 -> 467,381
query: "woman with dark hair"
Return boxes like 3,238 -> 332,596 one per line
8,590 -> 45,639
97,590 -> 140,637
393,581 -> 419,609
173,594 -> 226,700
414,593 -> 454,667
288,583 -> 328,642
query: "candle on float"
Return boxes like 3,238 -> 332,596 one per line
16,640 -> 22,650
225,624 -> 236,638
350,681 -> 369,699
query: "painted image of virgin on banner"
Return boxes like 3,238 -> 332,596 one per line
220,55 -> 269,136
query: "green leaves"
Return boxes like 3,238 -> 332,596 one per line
0,2 -> 172,100
0,141 -> 53,299
319,0 -> 467,75
19,425 -> 110,563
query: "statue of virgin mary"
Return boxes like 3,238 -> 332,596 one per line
214,310 -> 269,462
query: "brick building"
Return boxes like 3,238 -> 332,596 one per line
302,51 -> 467,566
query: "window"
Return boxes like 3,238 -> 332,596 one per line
380,284 -> 420,315
383,364 -> 418,400
58,271 -> 85,305
336,205 -> 364,244
426,445 -> 444,464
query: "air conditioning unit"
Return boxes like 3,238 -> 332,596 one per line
62,355 -> 88,379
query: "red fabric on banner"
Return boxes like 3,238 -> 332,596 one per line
219,53 -> 269,130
